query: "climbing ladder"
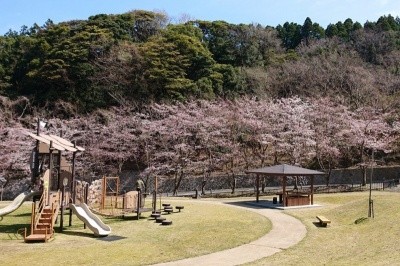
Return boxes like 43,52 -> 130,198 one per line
24,191 -> 59,243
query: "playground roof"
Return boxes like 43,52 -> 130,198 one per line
25,132 -> 85,152
245,164 -> 325,176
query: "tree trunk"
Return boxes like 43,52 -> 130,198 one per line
201,179 -> 206,195
362,166 -> 367,187
326,168 -> 332,187
360,141 -> 367,186
261,177 -> 266,193
173,170 -> 184,196
231,173 -> 236,194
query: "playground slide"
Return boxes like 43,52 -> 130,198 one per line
0,190 -> 41,219
70,203 -> 111,236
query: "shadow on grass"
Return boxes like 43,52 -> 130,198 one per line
61,230 -> 98,238
96,235 -> 127,242
0,223 -> 30,233
121,215 -> 148,221
312,222 -> 329,228
61,229 -> 127,242
224,200 -> 275,210
11,213 -> 32,217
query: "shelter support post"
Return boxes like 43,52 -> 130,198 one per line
283,176 -> 287,207
256,174 -> 260,203
311,176 -> 314,205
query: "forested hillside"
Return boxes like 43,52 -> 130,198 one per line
0,10 -> 399,196
1,10 -> 400,111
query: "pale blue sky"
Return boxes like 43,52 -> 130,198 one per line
2,0 -> 400,35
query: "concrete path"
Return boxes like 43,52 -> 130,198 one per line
153,200 -> 307,266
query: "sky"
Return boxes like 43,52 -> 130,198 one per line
2,0 -> 400,35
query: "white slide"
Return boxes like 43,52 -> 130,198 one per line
0,191 -> 40,219
70,203 -> 111,236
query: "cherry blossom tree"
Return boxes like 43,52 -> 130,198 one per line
339,106 -> 397,185
309,98 -> 351,185
2,95 -> 399,197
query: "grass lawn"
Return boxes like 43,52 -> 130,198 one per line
0,198 -> 270,265
3,191 -> 399,265
248,191 -> 400,265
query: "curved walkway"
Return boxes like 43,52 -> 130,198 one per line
154,200 -> 307,266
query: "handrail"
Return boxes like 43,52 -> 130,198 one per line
33,191 -> 45,230
30,202 -> 35,233
33,190 -> 59,233
50,201 -> 59,231
52,191 -> 61,229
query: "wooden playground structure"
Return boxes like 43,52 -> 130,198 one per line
93,175 -> 158,219
21,118 -> 88,242
4,118 -> 175,242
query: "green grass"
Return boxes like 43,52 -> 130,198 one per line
0,198 -> 270,265
3,192 -> 399,265
248,191 -> 400,265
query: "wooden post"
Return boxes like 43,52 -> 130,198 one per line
56,131 -> 63,190
282,176 -> 287,207
153,176 -> 158,212
137,189 -> 141,220
256,174 -> 260,202
57,150 -> 62,190
84,183 -> 89,229
32,118 -> 40,185
101,176 -> 106,210
31,202 -> 35,234
69,208 -> 72,226
71,142 -> 77,204
311,175 -> 314,205
48,141 -> 53,206
60,182 -> 65,232
116,177 -> 120,208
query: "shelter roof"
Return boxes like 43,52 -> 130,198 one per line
246,164 -> 325,176
25,132 -> 85,152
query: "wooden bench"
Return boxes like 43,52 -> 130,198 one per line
316,215 -> 331,227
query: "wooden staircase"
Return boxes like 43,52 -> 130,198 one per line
24,191 -> 59,243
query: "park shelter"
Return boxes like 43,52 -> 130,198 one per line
246,164 -> 325,207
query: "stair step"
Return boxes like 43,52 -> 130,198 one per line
25,233 -> 53,242
36,223 -> 51,229
33,228 -> 52,234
